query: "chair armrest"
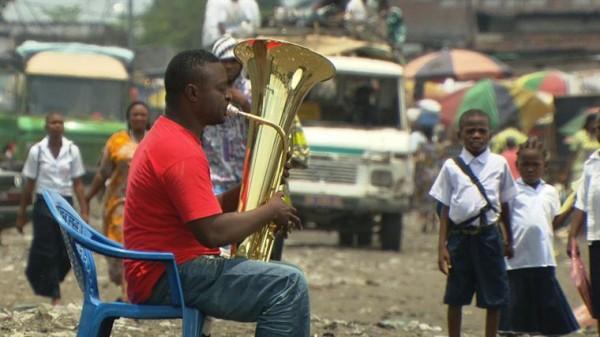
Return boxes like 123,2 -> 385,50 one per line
72,236 -> 186,307
90,230 -> 123,248
73,236 -> 174,261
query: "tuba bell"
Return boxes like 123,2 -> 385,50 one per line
230,39 -> 335,261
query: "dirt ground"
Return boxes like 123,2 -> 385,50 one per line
0,210 -> 596,337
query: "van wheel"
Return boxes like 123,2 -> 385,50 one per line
380,212 -> 403,251
338,230 -> 354,247
357,231 -> 372,246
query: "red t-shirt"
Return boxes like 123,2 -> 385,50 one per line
124,116 -> 222,303
501,148 -> 520,179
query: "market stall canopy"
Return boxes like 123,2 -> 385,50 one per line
406,48 -> 512,82
439,79 -> 554,133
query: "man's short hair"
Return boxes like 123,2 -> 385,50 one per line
164,49 -> 220,108
45,111 -> 63,124
458,108 -> 490,129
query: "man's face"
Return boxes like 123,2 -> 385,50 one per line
458,114 -> 490,155
45,113 -> 64,138
194,62 -> 230,126
221,59 -> 242,83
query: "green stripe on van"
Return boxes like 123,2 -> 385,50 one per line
310,145 -> 365,156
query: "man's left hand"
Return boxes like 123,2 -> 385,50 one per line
504,242 -> 514,259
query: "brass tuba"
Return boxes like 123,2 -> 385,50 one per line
230,39 -> 335,261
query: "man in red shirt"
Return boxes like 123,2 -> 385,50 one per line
501,137 -> 519,179
124,49 -> 309,337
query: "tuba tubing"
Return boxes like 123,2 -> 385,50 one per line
232,39 -> 335,261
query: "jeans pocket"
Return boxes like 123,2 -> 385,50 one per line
447,233 -> 463,263
481,228 -> 503,257
178,256 -> 224,290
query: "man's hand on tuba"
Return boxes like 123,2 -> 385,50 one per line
280,152 -> 293,185
266,191 -> 302,237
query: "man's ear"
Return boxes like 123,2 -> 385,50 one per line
184,83 -> 200,103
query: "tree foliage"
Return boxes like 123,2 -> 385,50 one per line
0,0 -> 12,10
139,0 -> 290,50
42,5 -> 81,23
139,0 -> 206,50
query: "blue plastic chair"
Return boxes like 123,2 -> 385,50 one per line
42,190 -> 203,337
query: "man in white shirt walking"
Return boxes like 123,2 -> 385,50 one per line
17,111 -> 87,305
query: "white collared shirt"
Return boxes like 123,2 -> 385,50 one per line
506,179 -> 559,269
429,147 -> 517,226
22,136 -> 85,196
575,150 -> 600,241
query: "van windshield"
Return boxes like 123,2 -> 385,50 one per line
298,74 -> 401,128
0,72 -> 16,112
27,76 -> 126,120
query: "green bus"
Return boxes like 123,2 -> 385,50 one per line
0,41 -> 132,169
0,41 -> 132,228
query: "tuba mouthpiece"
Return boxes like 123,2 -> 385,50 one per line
226,104 -> 241,117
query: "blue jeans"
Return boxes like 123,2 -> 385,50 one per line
146,256 -> 310,337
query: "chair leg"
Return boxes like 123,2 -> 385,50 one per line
76,303 -> 115,337
182,308 -> 203,337
98,317 -> 115,337
77,303 -> 98,337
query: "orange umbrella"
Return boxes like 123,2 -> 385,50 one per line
406,48 -> 512,81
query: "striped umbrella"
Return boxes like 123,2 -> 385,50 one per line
439,79 -> 554,133
515,70 -> 573,96
406,48 -> 512,81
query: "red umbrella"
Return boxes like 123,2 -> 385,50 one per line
406,48 -> 512,81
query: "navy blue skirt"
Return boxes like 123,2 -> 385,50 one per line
499,266 -> 579,336
25,195 -> 72,299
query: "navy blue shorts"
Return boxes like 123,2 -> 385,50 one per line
444,225 -> 509,308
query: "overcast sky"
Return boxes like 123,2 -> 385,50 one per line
3,0 -> 154,23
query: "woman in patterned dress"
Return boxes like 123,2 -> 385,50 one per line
85,101 -> 150,299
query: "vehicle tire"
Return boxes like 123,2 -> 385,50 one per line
380,212 -> 403,251
356,231 -> 372,246
338,230 -> 354,247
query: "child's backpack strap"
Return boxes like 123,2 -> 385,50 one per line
452,156 -> 498,214
35,144 -> 42,180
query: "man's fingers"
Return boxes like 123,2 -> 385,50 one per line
438,261 -> 448,275
289,214 -> 301,229
445,255 -> 452,272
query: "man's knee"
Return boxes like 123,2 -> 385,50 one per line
278,264 -> 308,296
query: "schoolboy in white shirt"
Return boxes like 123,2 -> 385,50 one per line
429,108 -> 517,337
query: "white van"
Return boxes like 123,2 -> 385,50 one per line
290,56 -> 414,251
